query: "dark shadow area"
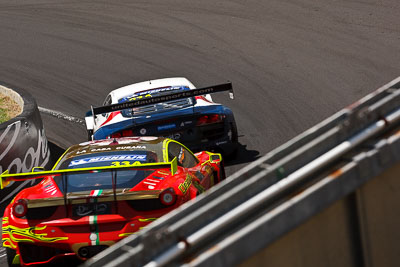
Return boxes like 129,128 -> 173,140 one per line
224,141 -> 261,167
47,141 -> 66,169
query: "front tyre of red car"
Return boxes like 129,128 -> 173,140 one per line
6,248 -> 19,267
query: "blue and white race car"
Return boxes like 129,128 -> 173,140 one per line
85,78 -> 238,157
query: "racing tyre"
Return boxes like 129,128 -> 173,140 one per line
219,161 -> 226,182
87,130 -> 94,141
6,248 -> 19,267
225,123 -> 239,160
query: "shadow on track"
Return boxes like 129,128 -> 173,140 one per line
224,142 -> 260,167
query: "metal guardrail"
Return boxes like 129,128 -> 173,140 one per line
85,77 -> 400,267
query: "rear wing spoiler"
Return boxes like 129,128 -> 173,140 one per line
90,82 -> 234,117
0,157 -> 178,190
26,189 -> 164,208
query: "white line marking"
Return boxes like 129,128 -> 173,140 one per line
0,247 -> 6,258
39,106 -> 85,125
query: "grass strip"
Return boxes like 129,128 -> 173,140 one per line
0,98 -> 10,123
0,95 -> 21,123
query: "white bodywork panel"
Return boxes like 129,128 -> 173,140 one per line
87,77 -> 217,132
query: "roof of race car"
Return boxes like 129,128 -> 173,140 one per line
109,77 -> 196,104
54,137 -> 166,168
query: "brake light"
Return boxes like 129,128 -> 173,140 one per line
12,199 -> 28,218
122,129 -> 133,137
196,114 -> 223,126
111,132 -> 121,138
159,188 -> 177,206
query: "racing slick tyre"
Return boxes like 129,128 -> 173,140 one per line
6,248 -> 19,267
87,130 -> 94,141
225,122 -> 239,160
219,161 -> 226,181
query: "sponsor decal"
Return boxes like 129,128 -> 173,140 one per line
90,147 -> 112,152
115,145 -> 146,150
0,125 -> 50,205
143,181 -> 156,189
204,165 -> 213,175
157,124 -> 176,131
134,86 -> 189,97
141,137 -> 158,141
178,174 -> 192,194
124,94 -> 152,103
163,133 -> 181,140
74,202 -> 110,217
44,183 -> 58,196
216,140 -> 228,145
69,155 -> 147,167
180,121 -> 193,127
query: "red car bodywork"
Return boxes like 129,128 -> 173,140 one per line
1,137 -> 224,266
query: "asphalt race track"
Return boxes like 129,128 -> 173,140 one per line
0,0 -> 400,265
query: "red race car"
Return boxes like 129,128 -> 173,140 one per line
1,137 -> 225,266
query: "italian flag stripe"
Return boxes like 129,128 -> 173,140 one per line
89,215 -> 100,245
94,215 -> 100,245
90,189 -> 103,196
90,189 -> 103,203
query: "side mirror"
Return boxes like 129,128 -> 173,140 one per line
32,167 -> 45,172
210,153 -> 222,163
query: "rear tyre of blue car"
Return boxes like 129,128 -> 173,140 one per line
225,122 -> 239,159
87,130 -> 93,141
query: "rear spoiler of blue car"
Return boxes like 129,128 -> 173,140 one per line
90,82 -> 234,116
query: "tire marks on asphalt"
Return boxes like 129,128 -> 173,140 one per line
39,106 -> 85,125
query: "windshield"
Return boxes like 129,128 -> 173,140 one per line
53,151 -> 158,193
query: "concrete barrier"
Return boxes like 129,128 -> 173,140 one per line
239,156 -> 400,267
0,84 -> 51,214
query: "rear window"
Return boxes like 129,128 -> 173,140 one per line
53,151 -> 158,193
56,151 -> 158,170
54,169 -> 154,193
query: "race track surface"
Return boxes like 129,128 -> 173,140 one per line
0,0 -> 400,265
